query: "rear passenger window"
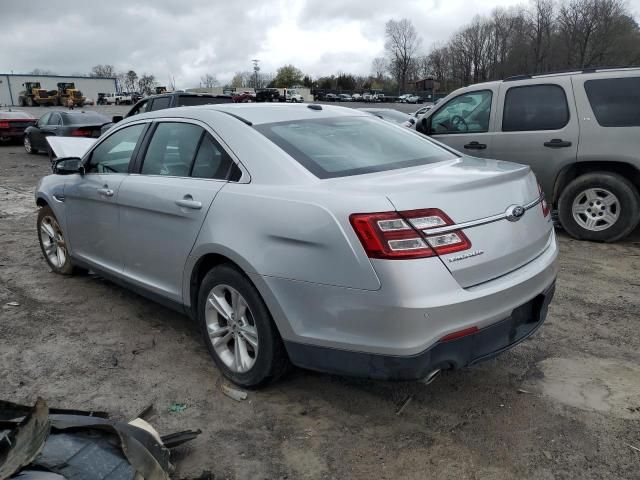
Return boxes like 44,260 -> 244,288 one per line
141,123 -> 203,176
150,96 -> 171,111
584,78 -> 640,127
191,134 -> 236,180
502,85 -> 569,131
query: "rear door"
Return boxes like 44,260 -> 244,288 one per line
117,120 -> 236,302
423,87 -> 498,157
64,122 -> 148,273
491,78 -> 579,200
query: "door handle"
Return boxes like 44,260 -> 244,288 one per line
464,141 -> 487,150
544,139 -> 572,148
97,187 -> 114,197
175,195 -> 202,210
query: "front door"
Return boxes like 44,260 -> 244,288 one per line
490,78 -> 579,199
423,88 -> 497,158
64,122 -> 147,273
117,121 -> 235,302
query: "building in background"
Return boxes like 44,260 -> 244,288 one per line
0,74 -> 117,106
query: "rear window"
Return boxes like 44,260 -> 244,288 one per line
584,77 -> 640,127
502,84 -> 569,131
178,95 -> 217,107
255,117 -> 456,179
63,112 -> 109,124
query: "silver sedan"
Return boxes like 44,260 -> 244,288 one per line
36,104 -> 558,387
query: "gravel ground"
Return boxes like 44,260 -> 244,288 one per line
0,115 -> 639,479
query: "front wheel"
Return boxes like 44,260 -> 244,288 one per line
198,264 -> 289,387
558,172 -> 640,242
37,206 -> 74,274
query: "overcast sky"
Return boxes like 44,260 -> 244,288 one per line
1,0 -> 639,88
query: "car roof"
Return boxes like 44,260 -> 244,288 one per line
127,103 -> 370,126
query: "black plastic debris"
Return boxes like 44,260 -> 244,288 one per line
0,398 -> 201,480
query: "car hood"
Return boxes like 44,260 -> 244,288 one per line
47,137 -> 97,159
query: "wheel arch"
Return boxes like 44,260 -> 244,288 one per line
553,161 -> 640,206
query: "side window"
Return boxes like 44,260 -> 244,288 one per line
149,96 -> 171,111
191,134 -> 236,180
141,122 -> 203,176
584,77 -> 640,127
48,113 -> 61,126
86,124 -> 146,174
128,100 -> 148,117
38,113 -> 51,127
430,90 -> 492,134
502,84 -> 569,132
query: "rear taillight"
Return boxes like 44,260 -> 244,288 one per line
0,121 -> 10,129
538,184 -> 550,217
349,208 -> 471,260
71,129 -> 91,137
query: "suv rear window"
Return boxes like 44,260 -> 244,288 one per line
502,84 -> 569,131
584,77 -> 640,127
177,95 -> 217,107
255,117 -> 456,179
150,96 -> 171,111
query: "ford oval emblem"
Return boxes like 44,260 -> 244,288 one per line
506,205 -> 526,222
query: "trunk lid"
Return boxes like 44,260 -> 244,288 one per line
331,157 -> 553,287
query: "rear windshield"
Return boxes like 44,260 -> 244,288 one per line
255,117 -> 456,179
178,95 -> 219,106
63,112 -> 109,124
584,77 -> 640,127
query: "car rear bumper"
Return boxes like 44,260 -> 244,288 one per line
0,130 -> 27,139
284,282 -> 554,380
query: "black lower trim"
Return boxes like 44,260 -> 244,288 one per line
284,282 -> 555,381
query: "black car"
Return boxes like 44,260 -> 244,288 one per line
255,88 -> 283,102
23,111 -> 110,154
325,93 -> 338,102
0,110 -> 36,144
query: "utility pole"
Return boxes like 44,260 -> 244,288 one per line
252,59 -> 260,89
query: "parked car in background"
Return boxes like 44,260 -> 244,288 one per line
415,67 -> 640,242
37,103 -> 557,387
0,110 -> 36,144
359,108 -> 416,128
362,93 -> 373,102
286,90 -> 304,103
255,88 -> 282,102
352,93 -> 362,101
99,92 -> 131,105
232,91 -> 254,103
404,94 -> 421,104
83,98 -> 95,106
338,94 -> 353,102
413,104 -> 434,117
325,93 -> 338,102
23,111 -> 110,154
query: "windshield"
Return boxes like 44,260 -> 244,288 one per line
255,116 -> 456,179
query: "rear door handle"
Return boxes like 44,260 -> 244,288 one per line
175,195 -> 202,210
97,187 -> 114,197
544,139 -> 572,148
464,141 -> 487,150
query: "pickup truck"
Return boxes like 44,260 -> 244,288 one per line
98,92 -> 133,105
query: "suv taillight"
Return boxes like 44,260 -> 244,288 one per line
538,184 -> 550,217
349,208 -> 471,260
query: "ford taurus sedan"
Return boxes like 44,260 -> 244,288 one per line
35,104 -> 558,387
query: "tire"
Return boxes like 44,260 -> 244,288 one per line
558,172 -> 640,242
115,99 -> 120,105
24,135 -> 38,154
37,206 -> 75,275
197,264 -> 289,388
26,96 -> 34,107
18,97 -> 25,107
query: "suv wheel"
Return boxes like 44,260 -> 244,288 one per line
198,264 -> 289,387
558,172 -> 640,242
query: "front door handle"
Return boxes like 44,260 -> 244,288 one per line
464,141 -> 487,150
97,187 -> 114,197
175,195 -> 202,210
544,139 -> 572,148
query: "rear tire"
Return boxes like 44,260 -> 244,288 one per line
26,96 -> 34,107
24,135 -> 38,154
197,264 -> 289,388
558,172 -> 640,242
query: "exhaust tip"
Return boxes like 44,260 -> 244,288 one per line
423,369 -> 441,385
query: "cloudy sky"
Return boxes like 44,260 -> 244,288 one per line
1,0 -> 639,88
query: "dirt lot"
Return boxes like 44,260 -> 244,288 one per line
1,125 -> 639,479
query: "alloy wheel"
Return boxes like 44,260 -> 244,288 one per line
572,188 -> 620,232
205,284 -> 259,373
24,136 -> 32,153
39,215 -> 67,268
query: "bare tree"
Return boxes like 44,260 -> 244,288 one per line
29,68 -> 56,75
137,74 -> 156,96
90,65 -> 116,78
124,71 -> 138,93
384,19 -> 422,92
371,57 -> 388,80
200,74 -> 219,89
526,0 -> 554,72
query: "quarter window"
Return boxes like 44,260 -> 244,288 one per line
584,78 -> 640,127
502,84 -> 569,131
430,90 -> 492,134
141,122 -> 203,176
191,134 -> 236,180
86,124 -> 145,174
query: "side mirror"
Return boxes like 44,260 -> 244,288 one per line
54,157 -> 84,175
112,115 -> 123,123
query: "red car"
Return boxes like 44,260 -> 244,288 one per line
232,91 -> 254,103
0,110 -> 36,144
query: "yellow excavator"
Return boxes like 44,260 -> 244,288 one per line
55,82 -> 85,107
17,82 -> 58,107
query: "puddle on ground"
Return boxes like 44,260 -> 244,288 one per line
538,357 -> 640,419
